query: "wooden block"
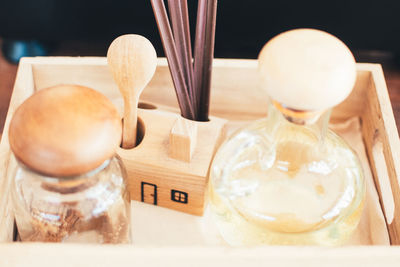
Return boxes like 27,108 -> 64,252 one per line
117,108 -> 226,216
169,117 -> 198,162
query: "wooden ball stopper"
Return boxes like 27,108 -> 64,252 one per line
9,85 -> 122,177
258,28 -> 357,111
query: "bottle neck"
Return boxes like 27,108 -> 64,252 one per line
16,159 -> 111,194
269,100 -> 332,143
272,101 -> 327,125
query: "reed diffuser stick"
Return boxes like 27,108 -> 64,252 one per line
152,0 -> 218,122
198,0 -> 217,121
168,0 -> 195,112
151,0 -> 195,120
193,0 -> 208,118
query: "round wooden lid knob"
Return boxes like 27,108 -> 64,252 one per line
258,29 -> 357,111
9,85 -> 122,177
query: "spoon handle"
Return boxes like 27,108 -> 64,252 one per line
122,97 -> 138,149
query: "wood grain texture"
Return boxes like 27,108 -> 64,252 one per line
385,69 -> 400,133
8,84 -> 122,177
358,64 -> 400,244
107,35 -> 157,148
169,117 -> 198,162
0,43 -> 17,135
118,109 -> 226,215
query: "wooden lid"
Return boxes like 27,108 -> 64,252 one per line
258,28 -> 356,111
9,85 -> 122,177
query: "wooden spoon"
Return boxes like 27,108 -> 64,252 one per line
107,34 -> 157,149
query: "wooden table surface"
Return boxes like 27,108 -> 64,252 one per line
1,46 -> 400,136
0,48 -> 17,134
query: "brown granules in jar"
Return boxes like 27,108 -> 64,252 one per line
20,203 -> 130,243
24,208 -> 82,242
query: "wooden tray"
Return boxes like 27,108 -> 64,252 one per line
0,57 -> 399,266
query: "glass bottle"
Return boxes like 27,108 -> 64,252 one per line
9,84 -> 131,243
209,29 -> 366,246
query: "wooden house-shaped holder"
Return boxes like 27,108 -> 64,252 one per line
118,108 -> 227,215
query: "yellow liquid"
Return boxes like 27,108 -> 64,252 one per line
209,113 -> 365,246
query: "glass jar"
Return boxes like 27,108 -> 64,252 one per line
12,156 -> 131,243
8,84 -> 131,243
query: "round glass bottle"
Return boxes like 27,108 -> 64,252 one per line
209,29 -> 366,246
9,85 -> 131,243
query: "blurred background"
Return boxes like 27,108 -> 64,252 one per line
0,0 -> 399,131
0,0 -> 399,62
